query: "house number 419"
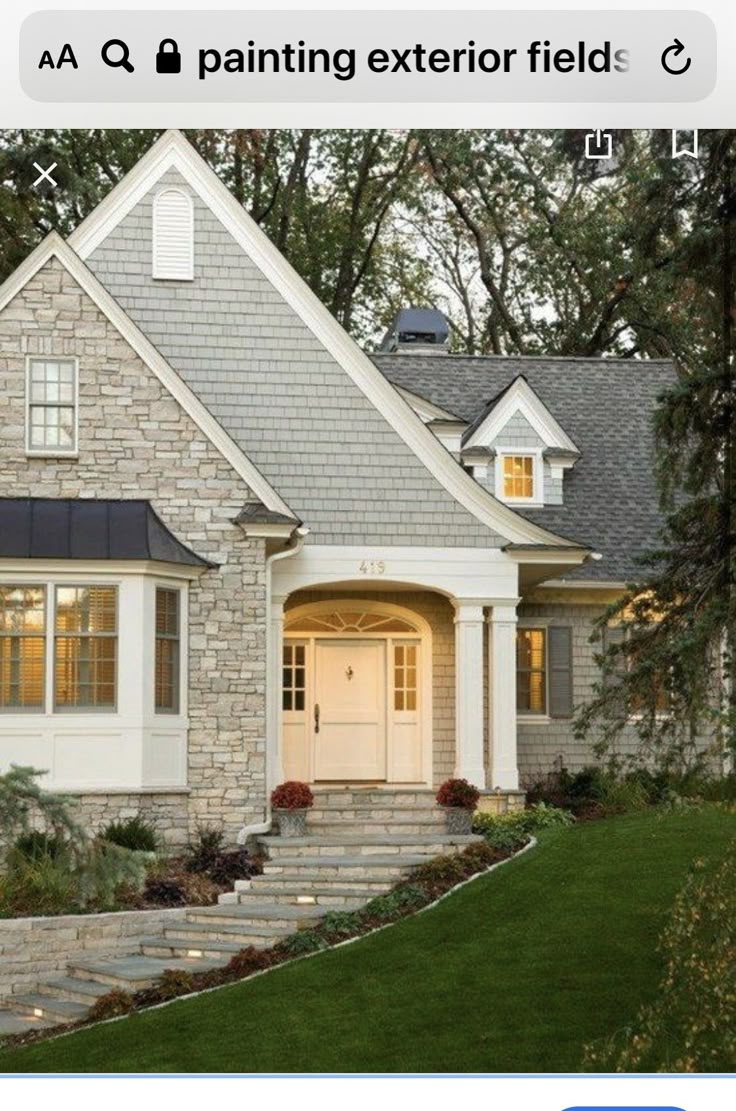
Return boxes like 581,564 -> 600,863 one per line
359,560 -> 386,575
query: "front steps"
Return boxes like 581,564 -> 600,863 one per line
0,788 -> 483,1037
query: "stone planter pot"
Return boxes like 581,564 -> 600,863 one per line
274,808 -> 308,838
443,806 -> 473,835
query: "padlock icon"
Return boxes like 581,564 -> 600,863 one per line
156,39 -> 181,74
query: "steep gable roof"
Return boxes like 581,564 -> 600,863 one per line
0,232 -> 295,520
68,130 -> 586,553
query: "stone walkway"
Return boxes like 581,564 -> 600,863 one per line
0,790 -> 479,1036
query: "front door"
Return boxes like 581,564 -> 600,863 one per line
313,639 -> 387,780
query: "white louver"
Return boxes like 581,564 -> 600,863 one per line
152,188 -> 194,280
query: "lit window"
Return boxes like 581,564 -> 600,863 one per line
283,643 -> 306,712
394,643 -> 418,712
502,455 -> 534,500
54,587 -> 117,710
517,628 -> 546,714
26,359 -> 77,454
0,587 -> 46,711
155,588 -> 180,713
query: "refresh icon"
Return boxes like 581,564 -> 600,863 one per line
661,38 -> 692,75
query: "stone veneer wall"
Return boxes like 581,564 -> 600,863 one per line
0,258 -> 269,842
70,791 -> 191,848
0,908 -> 187,999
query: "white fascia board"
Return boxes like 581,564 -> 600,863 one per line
0,231 -> 294,520
68,130 -> 583,552
464,376 -> 580,454
394,384 -> 464,424
0,558 -> 206,580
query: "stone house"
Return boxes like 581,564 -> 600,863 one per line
0,130 -> 672,845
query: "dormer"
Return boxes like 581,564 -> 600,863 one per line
461,376 -> 580,508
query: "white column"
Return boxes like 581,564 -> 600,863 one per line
266,596 -> 286,791
453,602 -> 486,789
488,605 -> 520,790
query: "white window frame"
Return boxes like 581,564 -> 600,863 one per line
53,583 -> 119,714
152,186 -> 194,281
495,448 -> 544,507
25,356 -> 79,458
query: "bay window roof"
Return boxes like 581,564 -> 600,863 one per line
0,498 -> 214,568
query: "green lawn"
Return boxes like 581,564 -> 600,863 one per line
2,806 -> 735,1074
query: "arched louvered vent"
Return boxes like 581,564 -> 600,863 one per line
152,188 -> 194,280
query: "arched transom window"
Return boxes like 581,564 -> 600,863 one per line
285,610 -> 419,635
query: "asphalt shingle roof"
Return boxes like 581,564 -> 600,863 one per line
371,353 -> 677,582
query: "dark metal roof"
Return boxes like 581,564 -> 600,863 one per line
0,499 -> 215,568
372,353 -> 677,583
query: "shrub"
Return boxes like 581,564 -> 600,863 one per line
225,945 -> 275,977
207,848 -> 263,886
472,802 -> 574,843
87,989 -> 134,1022
13,830 -> 64,861
142,876 -> 187,907
185,826 -> 225,874
319,910 -> 364,940
271,781 -> 314,810
436,778 -> 480,810
101,815 -> 158,853
157,968 -> 195,1001
272,929 -> 327,956
0,765 -> 86,854
363,884 -> 429,921
0,848 -> 78,917
583,843 -> 736,1071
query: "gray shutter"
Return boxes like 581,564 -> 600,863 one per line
548,626 -> 573,718
601,625 -> 626,687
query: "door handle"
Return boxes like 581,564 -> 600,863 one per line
314,703 -> 320,734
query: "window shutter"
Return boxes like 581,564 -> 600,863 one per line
548,625 -> 573,718
152,188 -> 194,279
602,624 -> 626,687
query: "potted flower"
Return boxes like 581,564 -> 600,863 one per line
271,781 -> 314,838
436,778 -> 480,834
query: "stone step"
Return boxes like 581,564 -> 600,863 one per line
68,954 -> 227,991
0,1009 -> 56,1036
308,789 -> 437,810
230,884 -> 385,908
162,920 -> 289,947
262,854 -> 427,881
140,936 -> 244,961
185,901 -> 325,931
307,819 -> 448,836
6,992 -> 89,1024
40,976 -> 112,1008
260,834 -> 478,859
245,873 -> 394,895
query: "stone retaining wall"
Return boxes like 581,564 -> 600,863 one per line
0,907 -> 187,999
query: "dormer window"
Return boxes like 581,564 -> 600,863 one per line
152,187 -> 194,280
496,450 -> 542,505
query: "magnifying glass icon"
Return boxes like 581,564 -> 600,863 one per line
101,39 -> 135,73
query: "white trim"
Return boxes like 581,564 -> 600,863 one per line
494,447 -> 545,508
68,130 -> 583,552
394,385 -> 464,424
0,232 -> 294,520
25,355 -> 79,458
152,187 -> 194,281
464,375 -> 580,454
283,599 -> 433,788
0,559 -> 205,581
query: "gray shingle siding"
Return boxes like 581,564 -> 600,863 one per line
375,353 -> 676,581
85,171 -> 504,549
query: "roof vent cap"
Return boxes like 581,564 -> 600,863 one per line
379,307 -> 450,355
